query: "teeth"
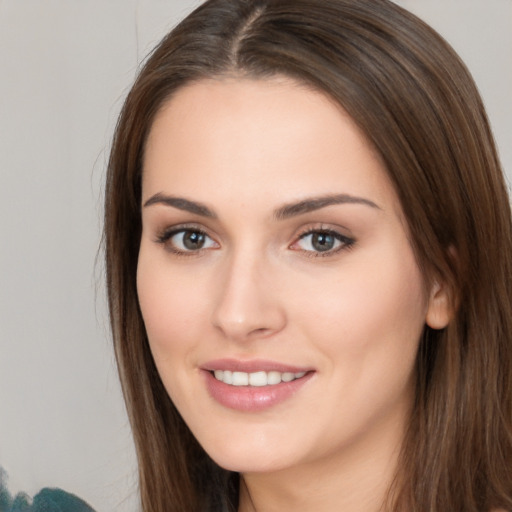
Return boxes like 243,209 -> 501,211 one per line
213,370 -> 307,386
232,371 -> 249,386
249,371 -> 267,387
267,371 -> 282,385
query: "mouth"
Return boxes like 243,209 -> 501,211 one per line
211,369 -> 307,387
202,360 -> 314,411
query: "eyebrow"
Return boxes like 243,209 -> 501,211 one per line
273,194 -> 380,220
143,192 -> 380,219
143,193 -> 217,218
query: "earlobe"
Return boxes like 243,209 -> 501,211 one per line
425,279 -> 453,330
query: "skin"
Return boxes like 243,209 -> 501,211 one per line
137,77 -> 451,512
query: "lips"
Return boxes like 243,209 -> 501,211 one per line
201,359 -> 314,411
202,358 -> 312,374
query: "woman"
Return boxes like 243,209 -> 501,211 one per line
104,0 -> 512,510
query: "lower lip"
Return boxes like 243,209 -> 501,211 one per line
203,370 -> 314,412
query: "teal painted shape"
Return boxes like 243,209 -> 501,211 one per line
1,489 -> 96,512
0,467 -> 96,512
10,493 -> 31,512
32,489 -> 95,512
0,488 -> 13,512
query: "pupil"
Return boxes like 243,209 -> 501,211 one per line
183,231 -> 205,250
312,232 -> 334,252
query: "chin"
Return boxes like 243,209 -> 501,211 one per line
199,432 -> 300,474
211,452 -> 291,474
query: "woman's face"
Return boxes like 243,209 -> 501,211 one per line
137,78 -> 446,475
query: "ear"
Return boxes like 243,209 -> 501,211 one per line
425,279 -> 452,330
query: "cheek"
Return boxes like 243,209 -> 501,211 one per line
294,244 -> 428,362
136,251 -> 208,362
290,248 -> 427,440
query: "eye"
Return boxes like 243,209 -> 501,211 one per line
157,227 -> 218,254
292,229 -> 354,256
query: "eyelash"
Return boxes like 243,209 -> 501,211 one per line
154,225 -> 355,257
292,228 -> 355,258
155,224 -> 217,256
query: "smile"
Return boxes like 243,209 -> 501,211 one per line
213,370 -> 307,387
203,362 -> 314,411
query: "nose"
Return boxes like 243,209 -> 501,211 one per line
211,251 -> 287,342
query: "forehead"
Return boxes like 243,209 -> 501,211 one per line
142,77 -> 397,214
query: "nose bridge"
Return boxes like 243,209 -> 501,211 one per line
211,242 -> 286,340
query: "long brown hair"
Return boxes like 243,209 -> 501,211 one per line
104,1 -> 512,510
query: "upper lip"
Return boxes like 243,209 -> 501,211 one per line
201,358 -> 313,374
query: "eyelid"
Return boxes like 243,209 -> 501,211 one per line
290,225 -> 355,257
155,223 -> 219,255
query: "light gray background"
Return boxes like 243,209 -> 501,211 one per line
0,1 -> 510,511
